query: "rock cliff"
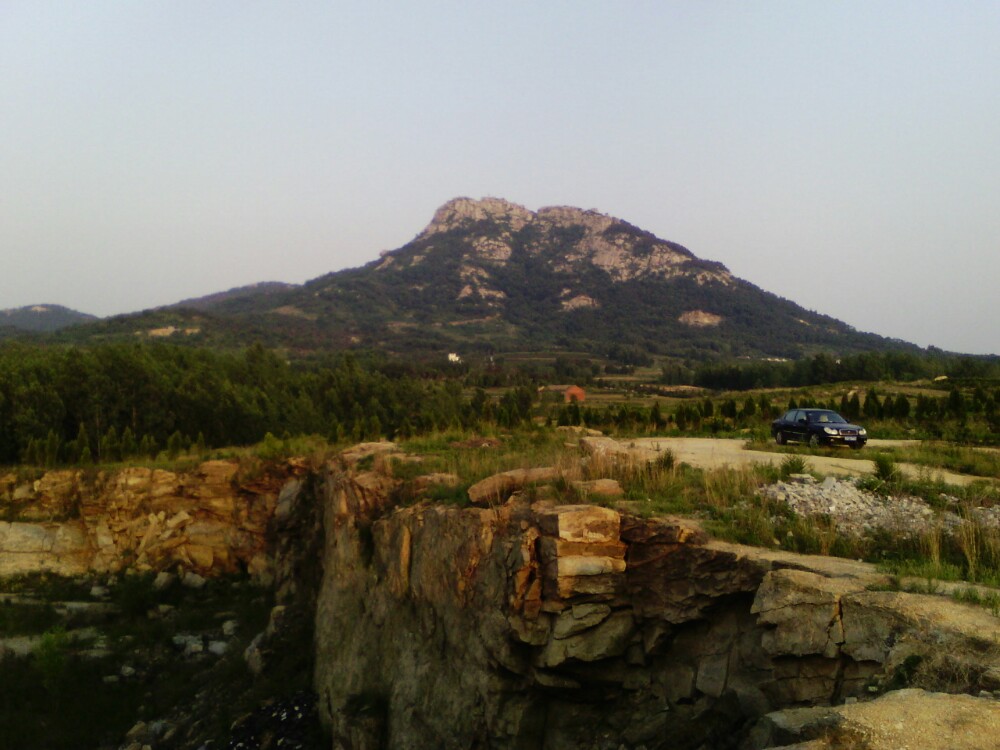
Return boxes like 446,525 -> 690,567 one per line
0,460 -> 296,580
312,449 -> 1000,750
6,446 -> 1000,749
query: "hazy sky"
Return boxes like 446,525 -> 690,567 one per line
2,2 -> 998,354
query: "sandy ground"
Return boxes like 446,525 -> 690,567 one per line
610,437 -> 988,488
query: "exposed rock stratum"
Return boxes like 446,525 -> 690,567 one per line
5,446 -> 1000,749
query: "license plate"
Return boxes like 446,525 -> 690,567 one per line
845,436 -> 857,442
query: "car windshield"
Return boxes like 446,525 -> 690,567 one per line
807,411 -> 847,424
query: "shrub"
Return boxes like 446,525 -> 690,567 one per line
779,454 -> 809,479
873,454 -> 902,484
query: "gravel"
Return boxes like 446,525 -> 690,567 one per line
760,475 -> 1000,537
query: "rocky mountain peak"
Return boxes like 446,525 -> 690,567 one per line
411,197 -> 733,287
418,197 -> 536,239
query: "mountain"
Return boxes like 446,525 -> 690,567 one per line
164,281 -> 299,312
0,304 -> 98,336
49,198 -> 917,360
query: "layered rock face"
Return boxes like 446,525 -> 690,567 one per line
314,461 -> 1000,750
0,461 -> 292,579
7,448 -> 1000,748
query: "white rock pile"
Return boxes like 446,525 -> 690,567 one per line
760,475 -> 1000,538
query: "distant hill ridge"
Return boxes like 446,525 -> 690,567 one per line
0,304 -> 97,334
21,198 -> 919,359
165,281 -> 299,312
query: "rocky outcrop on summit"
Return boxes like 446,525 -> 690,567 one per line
418,197 -> 537,239
411,196 -> 733,287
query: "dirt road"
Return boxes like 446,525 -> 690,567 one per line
584,437 -> 987,488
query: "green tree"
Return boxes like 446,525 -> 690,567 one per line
650,401 -> 665,430
139,434 -> 157,460
120,427 -> 137,459
863,388 -> 881,419
947,387 -> 967,419
166,430 -> 185,460
757,395 -> 772,419
892,394 -> 911,420
848,393 -> 862,420
73,423 -> 91,463
99,426 -> 120,463
44,429 -> 61,467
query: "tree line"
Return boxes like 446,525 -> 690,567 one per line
551,385 -> 999,443
0,342 -> 535,466
685,351 -> 1000,391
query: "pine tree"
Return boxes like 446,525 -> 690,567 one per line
139,434 -> 157,460
849,393 -> 862,420
675,406 -> 689,431
863,388 -> 881,419
650,401 -> 665,430
893,394 -> 911,420
757,395 -> 772,419
947,387 -> 966,419
75,423 -> 91,463
100,426 -> 120,463
166,430 -> 184,460
120,427 -> 137,459
191,431 -> 206,456
44,430 -> 61,467
367,415 -> 382,440
21,438 -> 38,466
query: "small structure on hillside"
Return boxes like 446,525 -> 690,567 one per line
538,384 -> 586,403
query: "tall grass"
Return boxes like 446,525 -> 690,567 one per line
880,443 -> 1000,480
389,426 -> 1000,586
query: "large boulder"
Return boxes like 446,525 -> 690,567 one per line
746,689 -> 1000,750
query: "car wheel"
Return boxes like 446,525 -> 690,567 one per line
808,433 -> 821,448
775,431 -> 785,445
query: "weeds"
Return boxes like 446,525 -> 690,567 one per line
952,586 -> 1000,617
878,443 -> 1000,480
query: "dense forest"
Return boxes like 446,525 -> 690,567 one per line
0,342 -> 534,466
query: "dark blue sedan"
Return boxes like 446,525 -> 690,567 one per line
771,408 -> 867,449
